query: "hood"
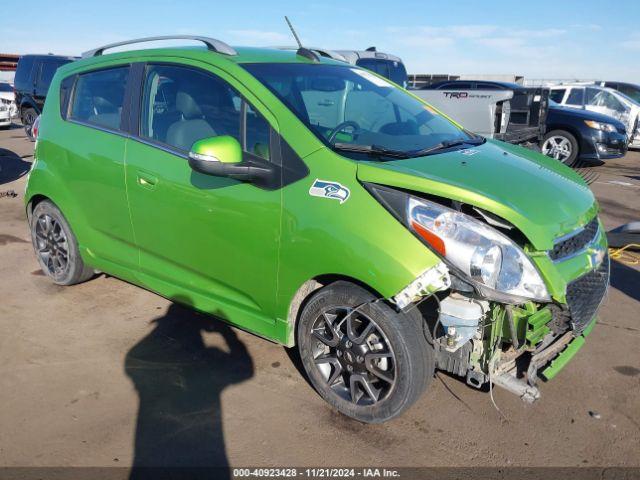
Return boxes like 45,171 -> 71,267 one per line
549,104 -> 626,127
0,92 -> 14,102
356,140 -> 597,251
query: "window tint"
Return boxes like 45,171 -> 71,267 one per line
37,60 -> 68,89
549,89 -> 566,103
14,57 -> 35,89
566,88 -> 584,106
355,58 -> 390,80
69,67 -> 129,131
141,64 -> 270,159
389,61 -> 408,87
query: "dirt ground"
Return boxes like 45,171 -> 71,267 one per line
1,124 -> 639,470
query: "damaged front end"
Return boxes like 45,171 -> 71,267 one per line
376,183 -> 610,402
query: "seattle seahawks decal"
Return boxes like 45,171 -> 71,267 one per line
309,179 -> 351,204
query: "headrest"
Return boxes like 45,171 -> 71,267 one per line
176,91 -> 202,119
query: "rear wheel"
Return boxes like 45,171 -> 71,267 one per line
542,130 -> 579,166
23,108 -> 38,140
30,200 -> 94,285
297,281 -> 433,423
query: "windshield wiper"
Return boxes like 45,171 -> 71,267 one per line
333,143 -> 411,159
409,136 -> 486,157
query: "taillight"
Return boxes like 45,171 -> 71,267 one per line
32,115 -> 41,139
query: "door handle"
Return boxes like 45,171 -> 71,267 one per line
137,173 -> 158,189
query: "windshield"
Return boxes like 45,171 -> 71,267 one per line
0,83 -> 12,92
243,63 -> 473,158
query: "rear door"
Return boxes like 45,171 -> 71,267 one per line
60,65 -> 138,274
124,62 -> 282,334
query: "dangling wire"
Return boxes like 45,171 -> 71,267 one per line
609,244 -> 640,266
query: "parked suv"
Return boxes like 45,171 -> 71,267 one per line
27,36 -> 609,423
14,54 -> 76,138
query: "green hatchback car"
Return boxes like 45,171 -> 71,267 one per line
26,36 -> 609,423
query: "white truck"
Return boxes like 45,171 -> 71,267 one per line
409,80 -> 549,147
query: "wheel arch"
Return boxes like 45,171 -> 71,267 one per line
25,193 -> 50,222
545,124 -> 581,147
284,274 -> 386,347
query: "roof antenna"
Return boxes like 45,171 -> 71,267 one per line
284,16 -> 319,62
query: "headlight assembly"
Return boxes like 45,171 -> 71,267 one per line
407,197 -> 550,302
366,184 -> 550,304
584,120 -> 617,132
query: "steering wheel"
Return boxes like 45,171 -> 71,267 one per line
327,121 -> 361,144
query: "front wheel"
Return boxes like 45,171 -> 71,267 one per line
297,281 -> 433,423
542,130 -> 579,166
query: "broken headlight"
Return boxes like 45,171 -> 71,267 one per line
406,197 -> 550,303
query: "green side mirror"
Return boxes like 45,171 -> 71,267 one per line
187,135 -> 275,186
189,135 -> 242,165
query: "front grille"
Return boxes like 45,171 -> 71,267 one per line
549,217 -> 599,261
565,254 -> 610,333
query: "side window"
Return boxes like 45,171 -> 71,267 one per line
38,61 -> 67,90
14,57 -> 35,90
600,92 -> 624,111
141,64 -> 270,159
444,82 -> 472,89
549,89 -> 566,103
585,88 -> 599,105
69,67 -> 129,131
478,83 -> 501,90
245,103 -> 271,160
565,88 -> 584,106
355,58 -> 391,80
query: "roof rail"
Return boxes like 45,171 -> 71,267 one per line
81,35 -> 237,58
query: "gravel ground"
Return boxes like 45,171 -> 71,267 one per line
0,124 -> 639,470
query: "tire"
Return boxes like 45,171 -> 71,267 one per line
297,281 -> 434,423
541,130 -> 579,166
23,108 -> 38,141
30,200 -> 94,285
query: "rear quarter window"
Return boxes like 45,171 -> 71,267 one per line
68,66 -> 129,131
549,89 -> 566,103
14,57 -> 36,90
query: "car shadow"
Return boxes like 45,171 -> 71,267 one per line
609,259 -> 640,302
125,297 -> 254,479
0,147 -> 32,185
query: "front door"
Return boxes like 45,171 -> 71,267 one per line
125,63 -> 281,336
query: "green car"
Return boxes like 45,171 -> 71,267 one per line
26,36 -> 609,423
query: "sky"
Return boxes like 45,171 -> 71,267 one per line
2,0 -> 639,82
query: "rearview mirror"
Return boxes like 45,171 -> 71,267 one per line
188,135 -> 274,186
